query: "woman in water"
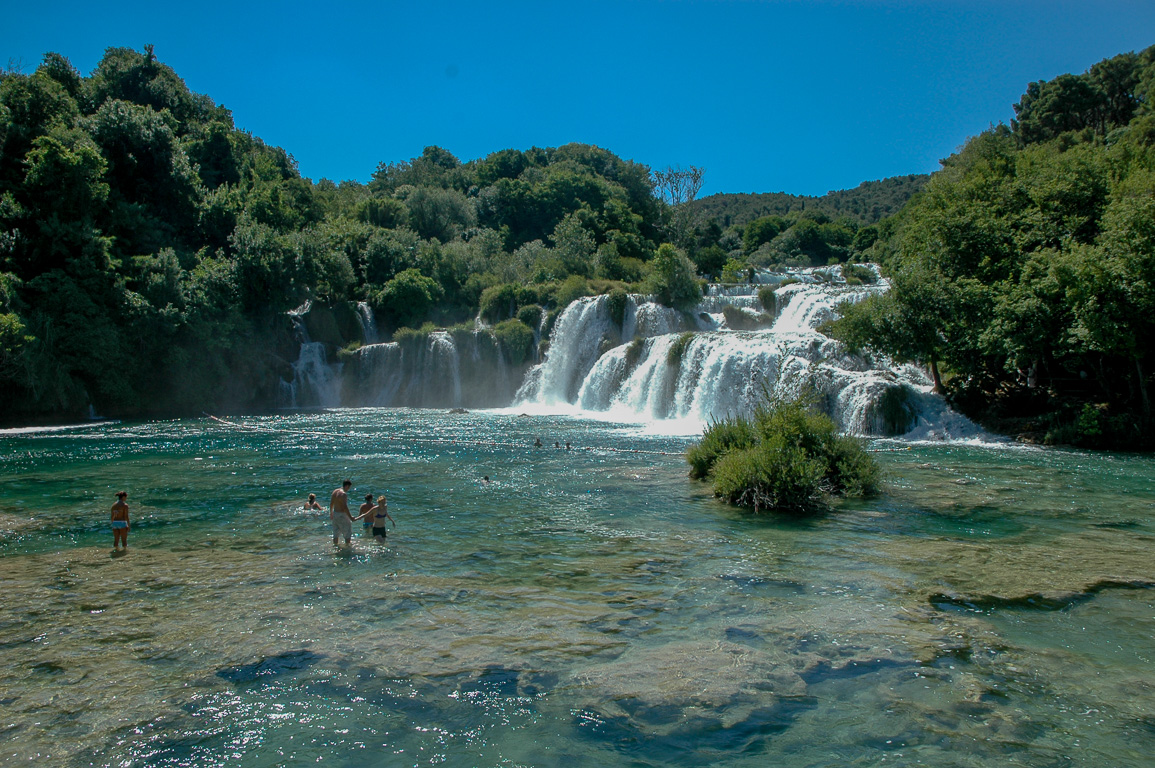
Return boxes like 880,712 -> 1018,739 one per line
370,494 -> 395,543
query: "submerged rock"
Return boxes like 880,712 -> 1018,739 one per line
217,650 -> 324,683
883,529 -> 1155,611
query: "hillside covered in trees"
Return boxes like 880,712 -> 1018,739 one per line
0,47 -> 679,422
828,44 -> 1155,448
0,46 -> 897,425
689,174 -> 929,230
2,43 -> 1153,451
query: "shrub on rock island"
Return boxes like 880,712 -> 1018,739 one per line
687,392 -> 880,514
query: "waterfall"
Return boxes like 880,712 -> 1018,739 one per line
356,302 -> 379,344
281,303 -> 342,408
516,294 -> 693,405
277,264 -> 978,439
518,265 -> 978,438
344,329 -> 521,409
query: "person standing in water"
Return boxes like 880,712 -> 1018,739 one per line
356,493 -> 375,535
329,479 -> 354,548
370,494 -> 395,543
304,493 -> 323,511
111,491 -> 130,551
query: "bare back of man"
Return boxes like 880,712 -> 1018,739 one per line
329,480 -> 353,547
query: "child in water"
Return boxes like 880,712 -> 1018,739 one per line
111,491 -> 130,551
357,493 -> 375,534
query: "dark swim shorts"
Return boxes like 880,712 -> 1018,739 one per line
372,527 -> 387,537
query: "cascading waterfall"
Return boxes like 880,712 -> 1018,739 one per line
281,303 -> 343,408
279,266 -> 978,439
344,328 -> 520,409
518,265 -> 979,438
356,301 -> 379,345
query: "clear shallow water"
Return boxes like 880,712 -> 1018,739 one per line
0,410 -> 1153,767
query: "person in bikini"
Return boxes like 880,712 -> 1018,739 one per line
304,493 -> 323,511
111,491 -> 130,551
369,494 -> 395,543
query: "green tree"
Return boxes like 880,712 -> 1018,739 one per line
405,186 -> 475,242
550,211 -> 596,276
743,215 -> 787,254
646,243 -> 700,309
373,267 -> 444,330
828,261 -> 987,392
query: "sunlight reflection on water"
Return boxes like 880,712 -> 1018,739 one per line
0,408 -> 1152,767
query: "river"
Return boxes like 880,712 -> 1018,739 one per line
1,409 -> 1152,767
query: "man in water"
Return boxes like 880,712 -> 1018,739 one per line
111,491 -> 130,551
329,479 -> 354,548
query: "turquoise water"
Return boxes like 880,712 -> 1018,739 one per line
1,410 -> 1153,767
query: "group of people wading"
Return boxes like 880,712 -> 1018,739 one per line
321,479 -> 395,548
108,481 -> 396,554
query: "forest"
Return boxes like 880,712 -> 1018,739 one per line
827,44 -> 1155,448
1,44 -> 1153,449
0,45 -> 887,423
688,174 -> 929,230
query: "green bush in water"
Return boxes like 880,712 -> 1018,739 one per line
757,286 -> 777,313
667,332 -> 696,366
712,441 -> 827,514
687,391 -> 880,513
686,416 -> 758,479
542,306 -> 564,340
336,341 -> 362,362
842,263 -> 877,285
392,323 -> 436,347
721,305 -> 771,330
824,434 -> 881,497
624,336 -> 646,369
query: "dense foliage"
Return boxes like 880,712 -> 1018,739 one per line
686,392 -> 880,514
827,45 -> 1155,448
674,176 -> 927,279
689,175 -> 929,229
670,176 -> 927,280
0,47 -> 689,423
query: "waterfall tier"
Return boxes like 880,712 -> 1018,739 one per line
279,266 -> 979,439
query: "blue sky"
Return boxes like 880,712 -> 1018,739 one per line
4,1 -> 1153,197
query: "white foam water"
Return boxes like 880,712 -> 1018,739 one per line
282,265 -> 984,439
